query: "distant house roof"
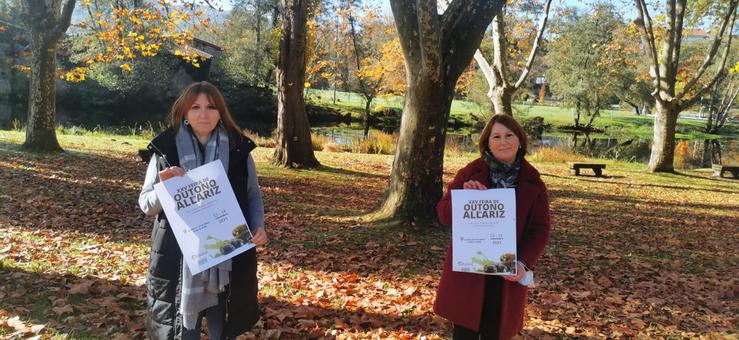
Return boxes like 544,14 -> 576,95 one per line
193,37 -> 222,52
173,37 -> 222,60
684,28 -> 709,40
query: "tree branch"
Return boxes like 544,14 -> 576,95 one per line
416,0 -> 442,80
0,18 -> 27,31
679,69 -> 728,110
389,0 -> 422,71
513,0 -> 552,90
473,49 -> 496,98
441,0 -> 504,83
51,0 -> 77,43
662,0 -> 677,79
717,81 -> 739,130
634,0 -> 662,99
676,0 -> 738,100
491,10 -> 509,89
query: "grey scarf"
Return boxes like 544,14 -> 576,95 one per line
483,148 -> 524,189
175,123 -> 232,330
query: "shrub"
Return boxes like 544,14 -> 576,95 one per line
310,132 -> 332,151
244,129 -> 276,148
528,145 -> 584,163
349,131 -> 397,155
322,142 -> 345,153
674,140 -> 691,169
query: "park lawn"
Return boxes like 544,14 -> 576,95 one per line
0,130 -> 737,339
306,88 -> 739,139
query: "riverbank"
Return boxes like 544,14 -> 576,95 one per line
305,88 -> 739,140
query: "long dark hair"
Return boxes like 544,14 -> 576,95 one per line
168,81 -> 242,148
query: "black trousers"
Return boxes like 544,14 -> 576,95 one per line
452,276 -> 503,340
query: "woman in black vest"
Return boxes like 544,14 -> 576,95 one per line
139,81 -> 268,339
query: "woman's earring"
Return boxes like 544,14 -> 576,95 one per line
184,119 -> 190,125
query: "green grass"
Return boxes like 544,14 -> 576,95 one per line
304,88 -> 739,139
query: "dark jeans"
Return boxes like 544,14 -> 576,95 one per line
452,276 -> 503,340
182,293 -> 227,340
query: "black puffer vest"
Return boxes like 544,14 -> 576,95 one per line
144,128 -> 260,339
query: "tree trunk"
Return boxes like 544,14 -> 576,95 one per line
363,98 -> 372,138
254,0 -> 263,82
711,139 -> 722,165
373,78 -> 453,224
648,100 -> 679,172
273,0 -> 319,168
375,0 -> 504,226
701,139 -> 710,167
24,38 -> 62,152
21,0 -> 76,152
490,87 -> 513,116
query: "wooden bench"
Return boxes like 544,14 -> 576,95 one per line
568,162 -> 606,177
712,164 -> 739,178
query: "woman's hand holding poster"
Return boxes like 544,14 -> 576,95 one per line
451,189 -> 517,275
154,160 -> 254,275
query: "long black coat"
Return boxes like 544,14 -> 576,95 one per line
144,128 -> 260,339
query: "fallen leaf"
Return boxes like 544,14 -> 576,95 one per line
52,305 -> 74,316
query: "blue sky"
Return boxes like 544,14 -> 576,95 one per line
212,0 -> 636,20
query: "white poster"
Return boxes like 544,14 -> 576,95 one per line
154,160 -> 255,275
451,189 -> 517,275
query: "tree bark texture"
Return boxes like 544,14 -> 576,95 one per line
634,0 -> 737,172
21,0 -> 76,152
648,100 -> 678,172
374,75 -> 454,224
491,86 -> 513,116
374,0 -> 504,225
273,0 -> 319,168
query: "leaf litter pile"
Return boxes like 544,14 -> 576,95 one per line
0,134 -> 737,339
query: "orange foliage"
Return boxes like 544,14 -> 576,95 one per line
66,0 -> 214,81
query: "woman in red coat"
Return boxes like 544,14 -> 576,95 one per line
434,114 -> 551,339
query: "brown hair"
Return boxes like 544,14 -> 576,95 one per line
168,81 -> 243,148
478,113 -> 528,156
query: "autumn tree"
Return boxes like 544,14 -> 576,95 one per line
19,0 -> 76,152
634,0 -> 738,172
346,3 -> 397,136
304,1 -> 408,136
15,0 -> 217,151
547,4 -> 632,130
273,0 -> 320,168
472,0 -> 552,115
372,0 -> 505,225
211,0 -> 281,87
305,1 -> 348,100
608,19 -> 654,116
72,0 -> 214,76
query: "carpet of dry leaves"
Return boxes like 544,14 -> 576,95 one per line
0,132 -> 737,339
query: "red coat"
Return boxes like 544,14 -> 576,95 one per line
433,158 -> 551,339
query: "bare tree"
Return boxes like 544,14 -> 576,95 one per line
705,72 -> 739,134
634,0 -> 737,172
473,0 -> 552,115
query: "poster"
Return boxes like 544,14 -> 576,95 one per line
154,160 -> 254,275
451,188 -> 517,275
